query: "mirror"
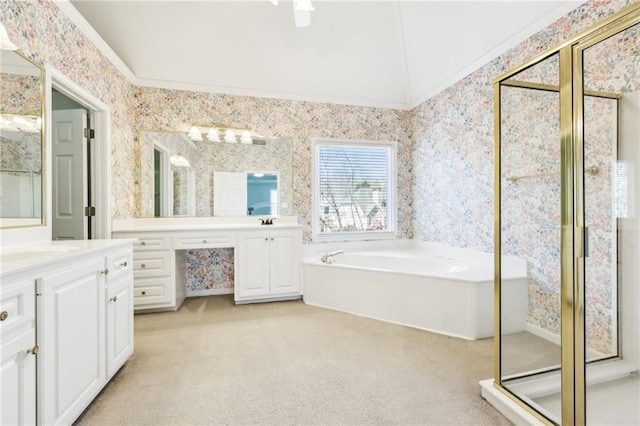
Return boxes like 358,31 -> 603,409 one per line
139,131 -> 292,217
0,50 -> 45,228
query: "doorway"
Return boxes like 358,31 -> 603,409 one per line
47,67 -> 112,240
51,89 -> 91,240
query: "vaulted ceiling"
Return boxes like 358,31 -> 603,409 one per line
65,1 -> 584,109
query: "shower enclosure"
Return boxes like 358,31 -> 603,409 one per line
488,3 -> 640,424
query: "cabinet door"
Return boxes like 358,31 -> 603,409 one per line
237,233 -> 270,299
39,258 -> 105,426
1,328 -> 36,426
106,277 -> 134,378
1,279 -> 36,426
269,230 -> 302,295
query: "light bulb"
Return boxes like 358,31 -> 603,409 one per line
240,131 -> 252,144
207,128 -> 220,142
188,127 -> 202,141
224,129 -> 237,143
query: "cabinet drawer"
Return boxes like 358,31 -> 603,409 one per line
133,279 -> 170,306
174,232 -> 235,249
133,251 -> 171,278
0,280 -> 35,337
134,236 -> 170,251
106,250 -> 133,282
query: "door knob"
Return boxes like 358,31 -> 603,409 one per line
0,311 -> 8,321
110,296 -> 118,302
141,291 -> 146,295
140,241 -> 146,246
141,264 -> 146,268
27,345 -> 39,355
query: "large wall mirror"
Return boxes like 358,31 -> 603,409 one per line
139,131 -> 293,217
0,50 -> 45,229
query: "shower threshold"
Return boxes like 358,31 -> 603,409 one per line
480,359 -> 638,424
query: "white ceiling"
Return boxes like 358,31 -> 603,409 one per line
64,0 -> 584,109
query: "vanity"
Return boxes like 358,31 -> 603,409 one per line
112,216 -> 303,311
0,239 -> 134,425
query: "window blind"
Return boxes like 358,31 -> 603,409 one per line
316,144 -> 391,234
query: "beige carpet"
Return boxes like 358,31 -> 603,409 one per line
75,295 -> 511,425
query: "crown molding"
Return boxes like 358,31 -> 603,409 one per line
54,0 -> 137,84
407,1 -> 585,110
135,77 -> 411,111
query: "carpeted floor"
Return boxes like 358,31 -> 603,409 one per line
75,295 -> 512,425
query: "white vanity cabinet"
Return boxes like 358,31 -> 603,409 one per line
0,278 -> 37,426
38,257 -> 106,426
236,229 -> 302,303
105,248 -> 134,378
112,217 -> 303,308
0,240 -> 134,426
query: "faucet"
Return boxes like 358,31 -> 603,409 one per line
320,250 -> 344,264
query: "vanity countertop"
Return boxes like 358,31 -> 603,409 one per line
112,216 -> 302,233
0,239 -> 136,276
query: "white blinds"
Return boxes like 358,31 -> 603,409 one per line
316,144 -> 391,234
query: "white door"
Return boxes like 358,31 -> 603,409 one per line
237,233 -> 270,299
269,230 -> 302,295
38,258 -> 105,426
106,277 -> 133,378
52,109 -> 87,240
213,172 -> 247,216
0,328 -> 37,426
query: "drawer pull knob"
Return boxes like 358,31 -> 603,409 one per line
141,291 -> 146,295
102,269 -> 109,275
110,296 -> 118,302
0,311 -> 8,321
27,345 -> 39,355
140,241 -> 146,246
119,261 -> 128,268
271,238 -> 274,241
141,264 -> 146,268
265,238 -> 268,241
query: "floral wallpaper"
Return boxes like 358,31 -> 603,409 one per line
412,0 -> 637,353
185,248 -> 235,292
3,0 -> 638,346
0,73 -> 41,114
1,0 -> 138,221
134,87 -> 413,242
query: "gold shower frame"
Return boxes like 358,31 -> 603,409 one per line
493,3 -> 640,425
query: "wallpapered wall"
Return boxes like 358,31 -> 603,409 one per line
2,0 -> 637,332
134,87 -> 413,241
410,0 -> 635,344
1,0 -> 138,221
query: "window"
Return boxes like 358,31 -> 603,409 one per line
313,138 -> 396,240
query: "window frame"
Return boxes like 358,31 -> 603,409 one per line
312,137 -> 397,242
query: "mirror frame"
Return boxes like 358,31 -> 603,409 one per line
0,49 -> 46,229
137,129 -> 294,218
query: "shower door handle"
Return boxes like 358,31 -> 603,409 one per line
578,226 -> 589,258
583,226 -> 589,258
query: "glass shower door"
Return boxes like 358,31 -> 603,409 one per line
498,52 -> 563,423
579,20 -> 640,425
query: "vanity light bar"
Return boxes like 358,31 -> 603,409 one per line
187,125 -> 265,145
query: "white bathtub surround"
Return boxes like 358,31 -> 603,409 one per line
303,240 -> 528,339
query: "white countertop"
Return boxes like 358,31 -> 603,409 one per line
0,239 -> 135,276
112,216 -> 302,233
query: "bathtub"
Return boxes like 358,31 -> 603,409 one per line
302,241 -> 528,339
